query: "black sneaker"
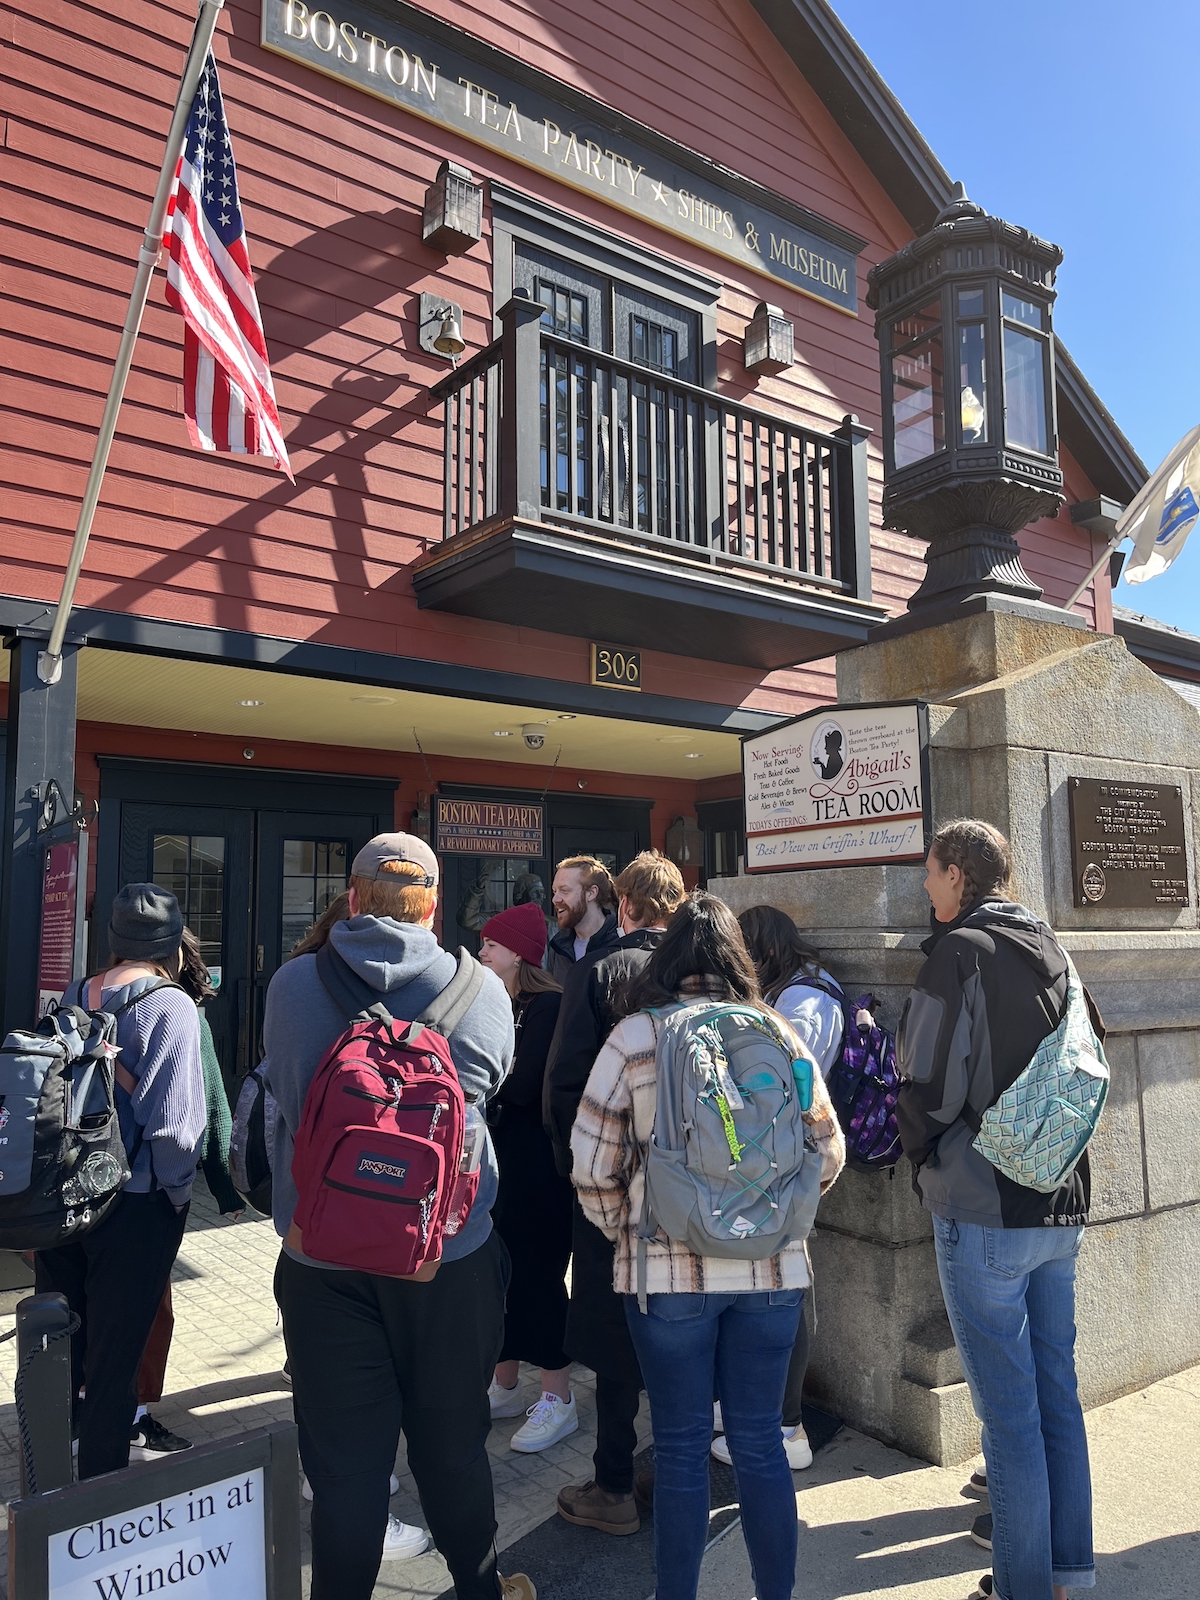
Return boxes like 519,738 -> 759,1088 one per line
973,1578 -> 993,1599
130,1414 -> 193,1461
970,1512 -> 993,1552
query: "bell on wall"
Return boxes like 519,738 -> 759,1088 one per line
419,293 -> 466,364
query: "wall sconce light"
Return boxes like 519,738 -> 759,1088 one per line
419,292 -> 466,363
743,302 -> 795,376
423,160 -> 484,255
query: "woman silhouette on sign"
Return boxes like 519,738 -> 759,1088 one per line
814,729 -> 844,780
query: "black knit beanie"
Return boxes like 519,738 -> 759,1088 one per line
108,883 -> 184,962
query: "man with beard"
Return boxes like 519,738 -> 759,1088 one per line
546,856 -> 619,982
544,851 -> 686,1535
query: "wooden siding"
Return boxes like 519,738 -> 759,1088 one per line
0,0 -> 1110,727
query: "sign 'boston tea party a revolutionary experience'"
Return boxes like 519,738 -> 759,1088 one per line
742,702 -> 929,873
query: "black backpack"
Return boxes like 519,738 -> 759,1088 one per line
0,982 -> 182,1250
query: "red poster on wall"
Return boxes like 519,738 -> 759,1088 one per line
38,839 -> 79,1016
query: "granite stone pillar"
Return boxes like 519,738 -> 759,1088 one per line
714,608 -> 1200,1463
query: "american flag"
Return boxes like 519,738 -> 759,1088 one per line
165,55 -> 292,479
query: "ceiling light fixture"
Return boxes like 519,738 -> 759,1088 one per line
493,729 -> 513,737
556,714 -> 577,721
351,694 -> 395,705
657,735 -> 689,744
684,752 -> 704,759
238,699 -> 264,707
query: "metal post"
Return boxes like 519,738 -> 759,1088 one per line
498,291 -> 547,523
15,1292 -> 75,1496
1,634 -> 82,1033
37,0 -> 226,686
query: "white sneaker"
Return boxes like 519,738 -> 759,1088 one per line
510,1391 -> 578,1454
713,1401 -> 724,1432
710,1426 -> 813,1471
488,1377 -> 527,1419
302,1473 -> 400,1502
381,1515 -> 429,1560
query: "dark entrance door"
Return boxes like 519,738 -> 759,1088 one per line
96,761 -> 397,1089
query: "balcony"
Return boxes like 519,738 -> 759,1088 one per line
413,294 -> 888,669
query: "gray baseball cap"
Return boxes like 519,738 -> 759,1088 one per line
351,832 -> 439,887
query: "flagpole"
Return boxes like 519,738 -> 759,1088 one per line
37,0 -> 226,686
1065,532 -> 1125,613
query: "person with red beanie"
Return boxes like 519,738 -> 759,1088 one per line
477,903 -> 577,1454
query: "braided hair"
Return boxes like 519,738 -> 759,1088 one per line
929,819 -> 1013,911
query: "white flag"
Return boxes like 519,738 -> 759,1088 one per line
1121,424 -> 1200,585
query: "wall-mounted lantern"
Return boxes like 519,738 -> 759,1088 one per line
422,161 -> 483,255
743,302 -> 794,376
419,293 -> 466,363
867,182 -> 1065,616
665,815 -> 704,866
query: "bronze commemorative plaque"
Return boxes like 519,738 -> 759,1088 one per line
1067,777 -> 1189,908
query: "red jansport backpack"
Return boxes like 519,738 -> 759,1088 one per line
290,942 -> 486,1279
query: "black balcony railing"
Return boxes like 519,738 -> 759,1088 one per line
432,294 -> 872,600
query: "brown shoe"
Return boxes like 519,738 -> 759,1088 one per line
499,1576 -> 536,1599
556,1479 -> 641,1535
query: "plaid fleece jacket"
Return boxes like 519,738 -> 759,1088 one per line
571,1001 -> 845,1296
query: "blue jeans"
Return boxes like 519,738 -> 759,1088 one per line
624,1289 -> 801,1600
932,1216 -> 1095,1599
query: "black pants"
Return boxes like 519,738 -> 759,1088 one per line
594,1372 -> 642,1493
275,1230 -> 508,1600
782,1298 -> 812,1429
490,1104 -> 573,1370
35,1190 -> 189,1478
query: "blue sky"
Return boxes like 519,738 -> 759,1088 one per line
828,0 -> 1200,635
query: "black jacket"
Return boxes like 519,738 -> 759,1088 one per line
495,988 -> 562,1111
543,927 -> 663,1175
546,910 -> 621,984
896,897 -> 1089,1229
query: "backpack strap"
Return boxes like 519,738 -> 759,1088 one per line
416,949 -> 486,1039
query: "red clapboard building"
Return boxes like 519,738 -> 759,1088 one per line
0,0 -> 1144,1071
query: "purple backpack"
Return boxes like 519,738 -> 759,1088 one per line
798,978 -> 902,1171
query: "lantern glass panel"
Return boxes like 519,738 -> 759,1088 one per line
958,322 -> 988,443
1003,325 -> 1048,455
890,301 -> 945,468
1001,290 -> 1044,328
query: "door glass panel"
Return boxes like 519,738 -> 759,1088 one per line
152,834 -> 225,974
281,839 -> 348,956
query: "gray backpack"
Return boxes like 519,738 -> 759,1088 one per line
636,1001 -> 821,1307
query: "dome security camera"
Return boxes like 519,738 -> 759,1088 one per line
521,724 -> 546,750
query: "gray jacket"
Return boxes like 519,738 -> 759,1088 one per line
261,916 -> 515,1267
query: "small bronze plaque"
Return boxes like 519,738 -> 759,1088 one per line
1067,777 -> 1190,908
590,643 -> 641,691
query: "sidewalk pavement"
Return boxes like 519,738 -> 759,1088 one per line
697,1362 -> 1199,1600
0,1179 -> 1195,1597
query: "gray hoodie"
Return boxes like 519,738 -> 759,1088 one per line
261,916 -> 515,1267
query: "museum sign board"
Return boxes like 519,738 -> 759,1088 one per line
261,0 -> 863,312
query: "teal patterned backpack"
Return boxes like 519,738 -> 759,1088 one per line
972,955 -> 1108,1193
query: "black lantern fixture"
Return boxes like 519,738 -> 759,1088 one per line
743,302 -> 795,376
422,160 -> 483,255
867,183 -> 1065,619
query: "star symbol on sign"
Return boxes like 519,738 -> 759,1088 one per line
651,180 -> 672,210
